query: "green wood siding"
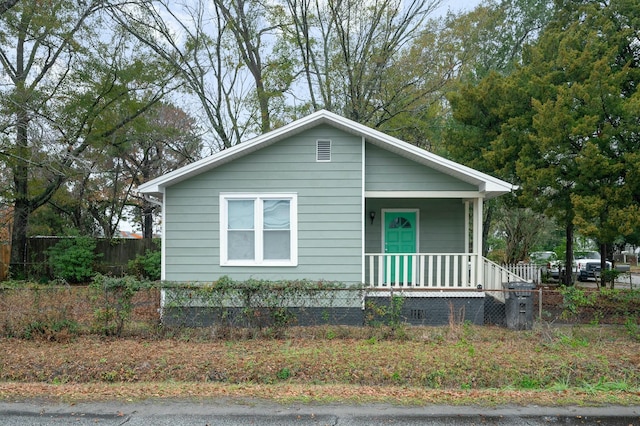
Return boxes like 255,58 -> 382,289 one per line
365,143 -> 477,192
164,124 -> 364,284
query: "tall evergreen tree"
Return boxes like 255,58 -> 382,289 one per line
448,0 -> 640,284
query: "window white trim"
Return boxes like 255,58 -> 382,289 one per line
220,193 -> 298,266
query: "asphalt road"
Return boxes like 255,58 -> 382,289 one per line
617,271 -> 640,288
1,400 -> 639,425
570,271 -> 640,288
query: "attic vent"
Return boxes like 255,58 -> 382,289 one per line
316,140 -> 331,162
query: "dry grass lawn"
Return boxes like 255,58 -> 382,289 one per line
1,324 -> 639,406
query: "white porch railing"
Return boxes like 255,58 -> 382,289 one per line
365,254 -> 532,292
365,253 -> 481,289
482,258 -> 534,291
501,263 -> 541,284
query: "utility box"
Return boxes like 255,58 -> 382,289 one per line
503,282 -> 535,330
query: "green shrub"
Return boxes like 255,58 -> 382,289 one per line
128,242 -> 161,280
560,286 -> 597,318
276,367 -> 292,380
23,318 -> 79,341
90,274 -> 150,336
364,295 -> 404,328
601,269 -> 622,288
47,237 -> 102,283
624,318 -> 640,341
163,278 -> 352,333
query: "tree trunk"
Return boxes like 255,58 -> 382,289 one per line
9,101 -> 31,279
142,202 -> 154,239
599,242 -> 608,289
563,223 -> 574,286
482,202 -> 494,257
9,200 -> 30,279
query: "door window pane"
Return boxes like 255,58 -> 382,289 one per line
389,217 -> 411,229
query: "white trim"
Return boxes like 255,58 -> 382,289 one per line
219,193 -> 298,267
361,136 -> 366,287
160,288 -> 166,317
161,187 -> 166,281
381,209 -> 420,254
138,110 -> 515,198
365,191 -> 484,199
464,201 -> 470,255
367,291 -> 485,298
474,197 -> 484,284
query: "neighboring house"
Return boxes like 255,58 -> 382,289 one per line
139,110 -> 524,326
117,230 -> 143,239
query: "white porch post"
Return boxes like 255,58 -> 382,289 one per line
160,188 -> 166,281
473,197 -> 484,287
361,136 -> 366,286
464,201 -> 470,254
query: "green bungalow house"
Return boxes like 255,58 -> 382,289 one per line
138,110 -> 524,326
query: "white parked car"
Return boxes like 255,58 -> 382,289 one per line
529,251 -> 560,279
574,251 -> 612,281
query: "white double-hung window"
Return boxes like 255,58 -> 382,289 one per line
220,193 -> 298,266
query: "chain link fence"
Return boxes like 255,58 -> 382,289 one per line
1,279 -> 639,340
0,283 -> 160,339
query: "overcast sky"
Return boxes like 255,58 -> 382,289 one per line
438,0 -> 483,15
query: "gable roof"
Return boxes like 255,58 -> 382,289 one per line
138,109 -> 515,199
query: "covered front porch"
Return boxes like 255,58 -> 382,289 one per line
363,196 -> 528,296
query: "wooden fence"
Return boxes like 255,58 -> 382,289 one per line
0,237 -> 157,281
0,244 -> 9,282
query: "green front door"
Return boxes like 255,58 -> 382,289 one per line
384,211 -> 417,284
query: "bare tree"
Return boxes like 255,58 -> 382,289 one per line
120,103 -> 203,238
496,207 -> 550,264
110,0 -> 444,145
283,0 -> 441,127
108,0 -> 289,149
